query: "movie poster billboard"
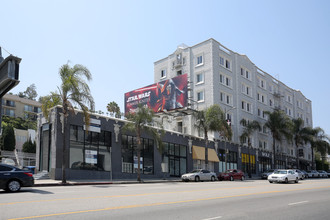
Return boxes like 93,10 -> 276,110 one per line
125,74 -> 188,113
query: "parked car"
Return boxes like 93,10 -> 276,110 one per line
327,170 -> 330,178
306,170 -> 319,178
291,169 -> 305,180
317,170 -> 328,178
0,163 -> 34,192
181,169 -> 216,182
23,166 -> 36,174
218,169 -> 245,181
261,169 -> 277,179
268,169 -> 299,183
301,170 -> 308,179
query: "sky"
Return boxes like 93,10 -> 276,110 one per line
1,0 -> 330,136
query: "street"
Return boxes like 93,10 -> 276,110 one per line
1,179 -> 330,220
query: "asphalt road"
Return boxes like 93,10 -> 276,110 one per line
1,179 -> 330,220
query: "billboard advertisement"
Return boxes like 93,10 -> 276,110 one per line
125,74 -> 188,113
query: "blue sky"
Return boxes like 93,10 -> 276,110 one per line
1,0 -> 330,136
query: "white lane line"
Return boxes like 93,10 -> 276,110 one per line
202,216 -> 222,220
288,201 -> 309,206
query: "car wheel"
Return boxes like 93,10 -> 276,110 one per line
285,178 -> 288,184
6,180 -> 21,192
269,181 -> 273,183
241,176 -> 245,181
230,176 -> 234,181
211,176 -> 215,181
295,177 -> 299,183
195,176 -> 200,182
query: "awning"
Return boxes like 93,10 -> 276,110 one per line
192,146 -> 220,162
208,148 -> 220,162
192,146 -> 205,160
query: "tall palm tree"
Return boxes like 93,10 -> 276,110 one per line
310,127 -> 330,169
123,105 -> 163,182
195,104 -> 232,170
41,63 -> 94,184
291,118 -> 313,169
107,101 -> 121,118
264,109 -> 292,169
239,119 -> 261,178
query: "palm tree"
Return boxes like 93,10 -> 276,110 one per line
291,118 -> 313,169
264,109 -> 292,169
195,104 -> 232,170
41,63 -> 94,184
122,105 -> 163,182
310,127 -> 330,169
107,101 -> 121,118
240,119 -> 261,178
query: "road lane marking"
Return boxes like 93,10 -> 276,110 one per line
7,185 -> 330,220
202,216 -> 222,220
288,201 -> 309,206
0,186 -> 257,206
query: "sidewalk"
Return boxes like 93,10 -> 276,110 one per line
34,176 -> 261,187
34,178 -> 182,187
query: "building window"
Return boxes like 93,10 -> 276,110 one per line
161,142 -> 187,176
220,73 -> 232,88
225,60 -> 230,69
197,91 -> 204,102
70,125 -> 111,171
220,56 -> 224,66
241,84 -> 252,97
197,55 -> 203,65
121,135 -> 154,174
177,70 -> 182,75
196,73 -> 204,84
161,69 -> 166,78
241,101 -> 252,113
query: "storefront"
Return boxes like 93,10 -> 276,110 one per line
258,151 -> 272,173
192,145 -> 219,172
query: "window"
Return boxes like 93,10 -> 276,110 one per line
241,67 -> 251,80
197,91 -> 204,102
220,56 -> 224,66
257,77 -> 266,89
177,70 -> 182,75
220,73 -> 232,88
161,69 -> 166,78
241,84 -> 252,97
220,91 -> 232,106
197,55 -> 203,65
241,101 -> 252,113
225,60 -> 231,69
196,73 -> 204,84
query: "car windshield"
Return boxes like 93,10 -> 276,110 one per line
274,170 -> 287,174
189,170 -> 201,173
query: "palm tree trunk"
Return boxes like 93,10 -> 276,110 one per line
204,130 -> 208,170
248,141 -> 251,178
311,147 -> 315,170
295,143 -> 300,169
62,108 -> 67,184
137,134 -> 142,182
272,137 -> 276,169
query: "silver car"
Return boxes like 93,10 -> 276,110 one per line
181,169 -> 216,182
268,169 -> 299,183
291,169 -> 305,180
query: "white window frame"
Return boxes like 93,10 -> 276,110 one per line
196,72 -> 204,85
241,83 -> 252,97
196,54 -> 204,66
220,73 -> 232,88
220,91 -> 233,106
241,100 -> 253,114
197,90 -> 205,103
160,69 -> 167,79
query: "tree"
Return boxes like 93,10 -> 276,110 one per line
240,119 -> 261,178
310,127 -> 330,170
122,105 -> 163,182
25,84 -> 38,100
22,137 -> 36,153
0,125 -> 16,151
17,84 -> 38,100
107,101 -> 121,118
264,109 -> 292,169
195,104 -> 232,170
41,63 -> 94,184
291,118 -> 313,169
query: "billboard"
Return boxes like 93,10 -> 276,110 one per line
125,74 -> 188,113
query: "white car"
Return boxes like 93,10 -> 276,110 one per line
181,169 -> 216,182
268,170 -> 299,183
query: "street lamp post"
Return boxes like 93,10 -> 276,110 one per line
223,107 -> 236,171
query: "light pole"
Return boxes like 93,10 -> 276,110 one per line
223,107 -> 236,171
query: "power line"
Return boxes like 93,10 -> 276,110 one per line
0,45 -> 12,55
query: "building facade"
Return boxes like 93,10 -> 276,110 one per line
154,38 -> 313,170
2,93 -> 41,120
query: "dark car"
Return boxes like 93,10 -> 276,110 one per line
218,169 -> 245,181
261,169 -> 277,179
0,163 -> 34,192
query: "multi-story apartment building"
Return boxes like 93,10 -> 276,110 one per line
154,38 -> 313,164
1,93 -> 41,120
